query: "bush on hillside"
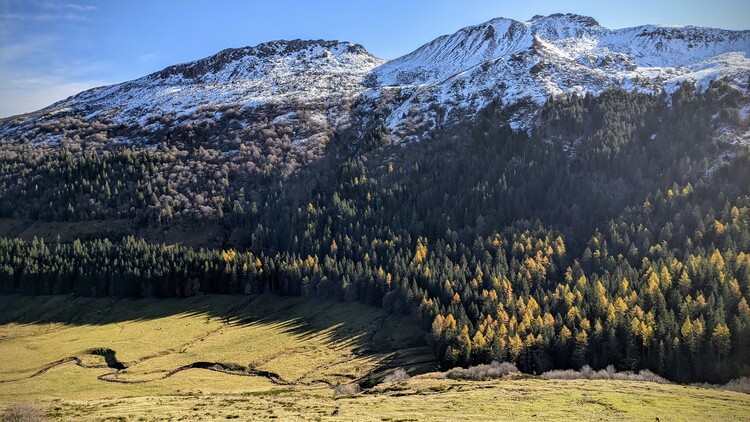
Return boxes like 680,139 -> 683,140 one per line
2,403 -> 48,422
383,368 -> 411,383
445,361 -> 519,380
334,384 -> 360,397
541,365 -> 668,384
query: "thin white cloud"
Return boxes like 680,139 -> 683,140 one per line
0,12 -> 88,20
37,1 -> 96,11
0,76 -> 106,118
0,1 -> 96,21
138,53 -> 158,63
63,3 -> 96,11
0,36 -> 56,62
0,34 -> 111,118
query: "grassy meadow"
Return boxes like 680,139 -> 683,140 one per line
0,294 -> 748,421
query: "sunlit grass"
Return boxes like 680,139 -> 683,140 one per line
1,294 -> 748,421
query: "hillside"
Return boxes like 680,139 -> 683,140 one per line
1,295 -> 748,421
0,294 -> 432,394
1,13 -> 750,391
378,14 -> 750,135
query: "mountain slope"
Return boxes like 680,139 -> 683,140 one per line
56,40 -> 384,127
375,13 -> 750,136
0,40 -> 384,151
0,13 -> 748,145
1,15 -> 750,389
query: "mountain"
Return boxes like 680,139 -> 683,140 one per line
53,40 -> 383,128
0,39 -> 383,154
1,13 -> 748,147
2,14 -> 750,387
377,13 -> 749,86
375,13 -> 750,135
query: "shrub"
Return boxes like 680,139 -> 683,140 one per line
2,403 -> 48,422
333,384 -> 360,397
383,368 -> 411,383
445,361 -> 519,380
692,377 -> 750,394
719,377 -> 750,394
541,365 -> 668,384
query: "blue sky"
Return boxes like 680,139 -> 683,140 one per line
1,0 -> 749,118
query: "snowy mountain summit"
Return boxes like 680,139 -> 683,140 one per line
375,13 -> 750,136
47,39 -> 384,128
2,13 -> 749,144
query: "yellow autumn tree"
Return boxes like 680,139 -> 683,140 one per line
431,315 -> 446,338
712,323 -> 731,360
413,237 -> 428,264
508,333 -> 523,359
573,330 -> 589,365
221,249 -> 237,262
472,330 -> 488,360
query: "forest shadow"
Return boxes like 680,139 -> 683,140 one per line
0,293 -> 433,373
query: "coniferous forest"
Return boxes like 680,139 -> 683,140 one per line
1,82 -> 749,384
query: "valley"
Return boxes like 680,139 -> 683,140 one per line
1,295 -> 748,421
0,9 -> 749,421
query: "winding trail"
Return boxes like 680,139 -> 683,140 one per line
96,361 -> 289,385
0,296 -> 432,388
0,355 -> 111,383
0,354 -> 291,386
0,357 -> 82,383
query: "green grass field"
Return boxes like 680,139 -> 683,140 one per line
0,294 -> 748,421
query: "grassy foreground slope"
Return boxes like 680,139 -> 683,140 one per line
0,295 -> 432,390
0,295 -> 748,421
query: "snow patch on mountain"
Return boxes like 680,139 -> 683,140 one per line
1,13 -> 748,146
375,13 -> 749,140
58,40 -> 384,127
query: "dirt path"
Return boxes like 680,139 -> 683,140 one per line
0,352 -> 293,386
0,296 -> 421,389
96,360 -> 290,385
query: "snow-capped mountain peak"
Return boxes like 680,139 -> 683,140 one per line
151,39 -> 376,83
372,14 -> 749,138
34,39 -> 384,131
1,14 -> 748,146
